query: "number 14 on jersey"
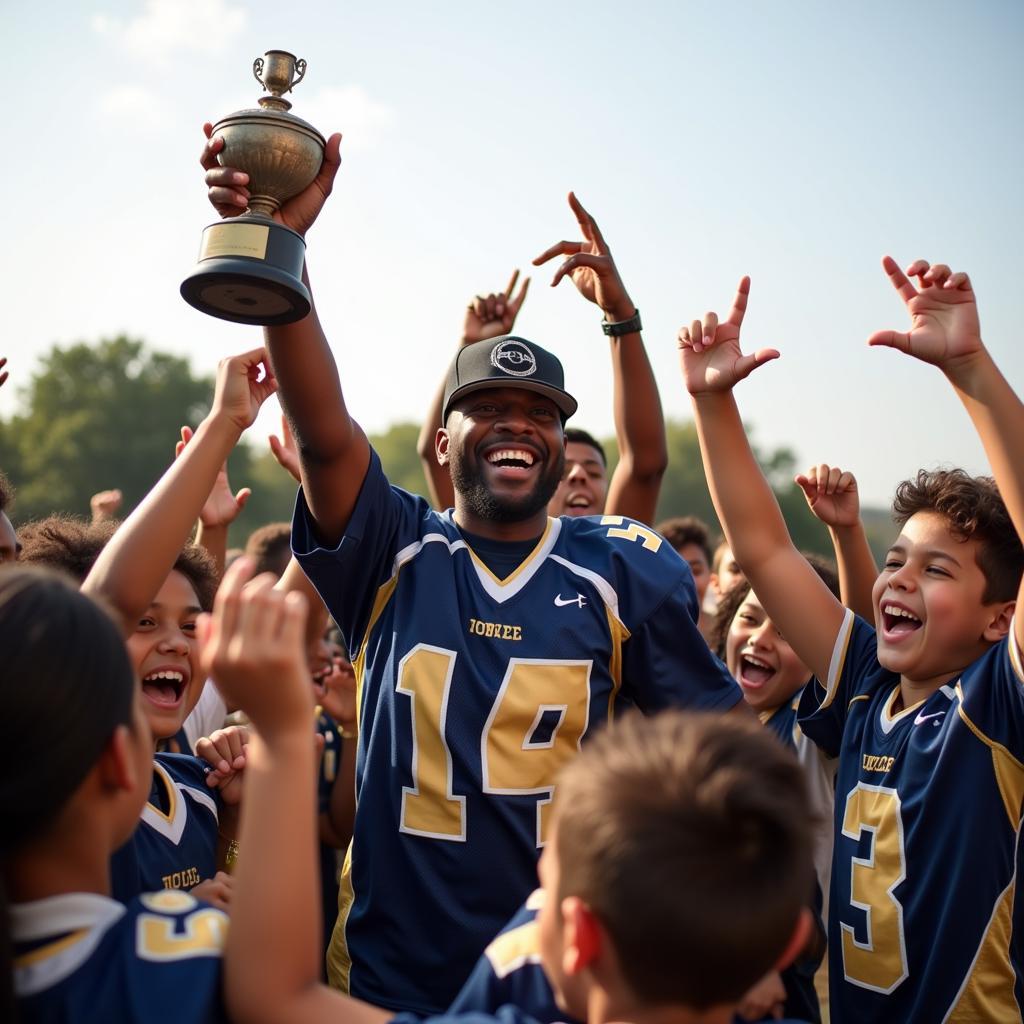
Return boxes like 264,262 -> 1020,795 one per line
396,644 -> 593,846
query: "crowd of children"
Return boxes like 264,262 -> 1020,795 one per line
1,124 -> 1022,1024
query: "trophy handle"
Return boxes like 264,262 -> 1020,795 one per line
253,57 -> 266,90
289,59 -> 307,92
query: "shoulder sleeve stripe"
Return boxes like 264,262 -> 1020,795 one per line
485,921 -> 543,979
955,682 -> 1024,828
820,607 -> 856,711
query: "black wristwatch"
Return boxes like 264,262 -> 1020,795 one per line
601,308 -> 642,336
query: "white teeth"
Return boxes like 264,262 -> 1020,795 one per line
883,604 -> 921,622
487,449 -> 535,466
144,670 -> 185,683
742,654 -> 773,670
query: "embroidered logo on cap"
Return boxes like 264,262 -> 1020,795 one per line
490,339 -> 537,377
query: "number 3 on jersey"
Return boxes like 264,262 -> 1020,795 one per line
841,783 -> 909,993
396,644 -> 591,846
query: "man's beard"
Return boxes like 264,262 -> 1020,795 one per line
450,444 -> 565,524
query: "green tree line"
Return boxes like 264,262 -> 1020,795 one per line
0,337 -> 893,560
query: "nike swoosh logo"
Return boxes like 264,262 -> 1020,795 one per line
913,711 -> 946,725
553,594 -> 585,607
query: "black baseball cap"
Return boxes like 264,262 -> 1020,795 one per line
442,336 -> 578,423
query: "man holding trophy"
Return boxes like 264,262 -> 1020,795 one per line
193,51 -> 740,1016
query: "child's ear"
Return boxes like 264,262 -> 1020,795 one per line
561,896 -> 601,976
774,907 -> 814,972
982,600 -> 1015,644
97,724 -> 143,794
435,428 -> 450,467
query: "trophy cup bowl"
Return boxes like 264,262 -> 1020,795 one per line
181,50 -> 326,326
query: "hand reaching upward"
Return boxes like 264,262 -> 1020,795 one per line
678,277 -> 779,395
176,426 -> 251,528
795,463 -> 861,529
211,347 -> 278,434
269,413 -> 302,484
868,257 -> 982,367
533,193 -> 634,321
462,270 -> 530,345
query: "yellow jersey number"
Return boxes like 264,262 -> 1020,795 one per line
136,892 -> 227,962
840,782 -> 909,993
396,644 -> 591,846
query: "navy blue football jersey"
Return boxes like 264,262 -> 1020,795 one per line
293,452 -> 741,1014
449,891 -> 570,1024
110,753 -> 222,903
799,609 -> 1024,1022
13,890 -> 226,1023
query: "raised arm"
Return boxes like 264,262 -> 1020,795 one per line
869,257 -> 1024,651
207,561 -> 389,1024
795,463 -> 877,620
680,278 -> 846,684
83,349 -> 275,634
534,193 -> 666,523
415,271 -> 530,510
201,126 -> 368,547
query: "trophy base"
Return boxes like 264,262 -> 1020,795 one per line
180,218 -> 311,326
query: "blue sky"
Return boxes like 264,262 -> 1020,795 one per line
6,0 -> 1023,505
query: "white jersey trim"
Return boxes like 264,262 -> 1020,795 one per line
821,607 -> 856,710
141,762 -> 218,843
12,893 -> 125,995
389,519 -> 564,605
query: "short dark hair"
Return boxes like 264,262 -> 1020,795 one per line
0,567 -> 136,849
244,522 -> 292,579
0,566 -> 138,1018
892,468 -> 1022,604
18,516 -> 118,583
564,428 -> 606,468
656,516 -> 713,565
708,554 -> 839,660
556,711 -> 811,1010
0,472 -> 13,514
17,514 -> 218,610
174,544 -> 219,612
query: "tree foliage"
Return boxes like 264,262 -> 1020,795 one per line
1,338 -> 212,524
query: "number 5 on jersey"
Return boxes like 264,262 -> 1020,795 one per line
396,644 -> 591,845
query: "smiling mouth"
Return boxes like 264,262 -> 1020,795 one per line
739,655 -> 776,689
881,603 -> 922,637
486,448 -> 537,469
141,670 -> 186,708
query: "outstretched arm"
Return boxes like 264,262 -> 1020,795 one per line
415,271 -> 530,510
202,126 -> 369,547
796,463 -> 877,621
83,349 -> 275,634
534,193 -> 666,523
207,561 -> 389,1024
869,257 -> 1024,650
681,278 -> 846,684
